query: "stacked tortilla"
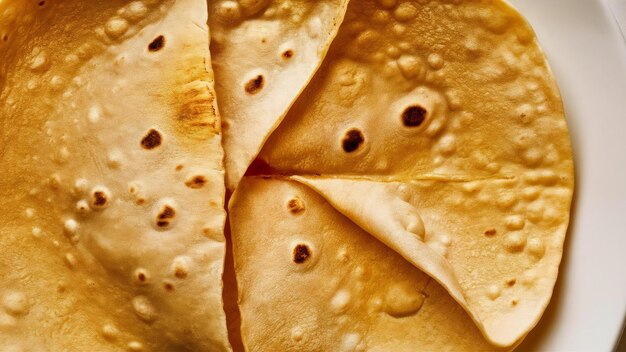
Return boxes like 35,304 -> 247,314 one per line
0,0 -> 573,351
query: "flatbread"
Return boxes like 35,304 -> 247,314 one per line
252,0 -> 574,347
208,0 -> 350,190
230,177 -> 503,352
0,0 -> 229,350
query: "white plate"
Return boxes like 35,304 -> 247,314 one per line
505,0 -> 626,351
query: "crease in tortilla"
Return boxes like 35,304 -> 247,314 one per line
0,0 -> 230,350
253,0 -> 574,347
208,0 -> 350,190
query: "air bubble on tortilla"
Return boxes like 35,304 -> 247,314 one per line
393,2 -> 417,21
445,90 -> 462,110
123,1 -> 148,22
522,148 -> 544,167
438,134 -> 456,156
355,30 -> 378,51
385,45 -> 401,59
2,292 -> 27,316
425,118 -> 444,137
527,202 -> 544,223
522,187 -> 541,201
101,324 -> 120,341
406,218 -> 425,240
340,333 -> 364,352
383,284 -> 424,318
31,227 -> 42,238
49,75 -> 64,90
464,36 -> 481,58
307,17 -> 323,38
390,23 -> 406,36
64,253 -> 77,269
496,193 -> 517,210
24,208 -> 34,219
132,295 -> 155,322
330,289 -> 351,314
0,313 -> 17,329
487,285 -> 501,300
505,215 -> 525,231
396,55 -> 422,79
105,17 -> 129,39
427,53 -> 444,70
337,247 -> 349,262
90,186 -> 111,210
153,198 -> 177,230
29,50 -> 49,72
215,0 -> 242,25
504,232 -> 527,253
127,341 -> 144,351
86,105 -> 102,124
461,182 -> 479,194
377,0 -> 397,8
527,238 -> 546,259
372,10 -> 390,24
171,256 -> 190,279
48,173 -> 62,189
290,326 -> 304,342
107,150 -> 123,169
63,219 -> 79,236
72,178 -> 89,196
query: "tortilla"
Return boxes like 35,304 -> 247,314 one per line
230,177 -> 505,351
0,0 -> 229,350
208,0 -> 350,190
252,0 -> 574,347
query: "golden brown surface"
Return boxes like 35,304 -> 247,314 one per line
0,0 -> 229,350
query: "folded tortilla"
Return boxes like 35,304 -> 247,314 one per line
209,0 -> 350,190
0,0 -> 229,350
230,177 -> 507,351
253,0 -> 574,347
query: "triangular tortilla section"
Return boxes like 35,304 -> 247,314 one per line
209,0 -> 350,190
230,177 -> 503,351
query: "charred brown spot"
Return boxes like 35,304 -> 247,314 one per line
148,35 -> 165,52
175,165 -> 184,171
156,205 -> 176,228
506,278 -> 517,287
2,35 -> 8,42
185,175 -> 207,189
163,281 -> 175,291
287,198 -> 305,214
138,273 -> 146,282
141,129 -> 162,149
244,75 -> 264,94
342,129 -> 364,153
402,105 -> 428,127
93,192 -> 107,207
38,1 -> 46,6
484,229 -> 497,236
136,198 -> 145,205
282,49 -> 294,59
158,206 -> 176,220
293,244 -> 311,264
174,268 -> 187,279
